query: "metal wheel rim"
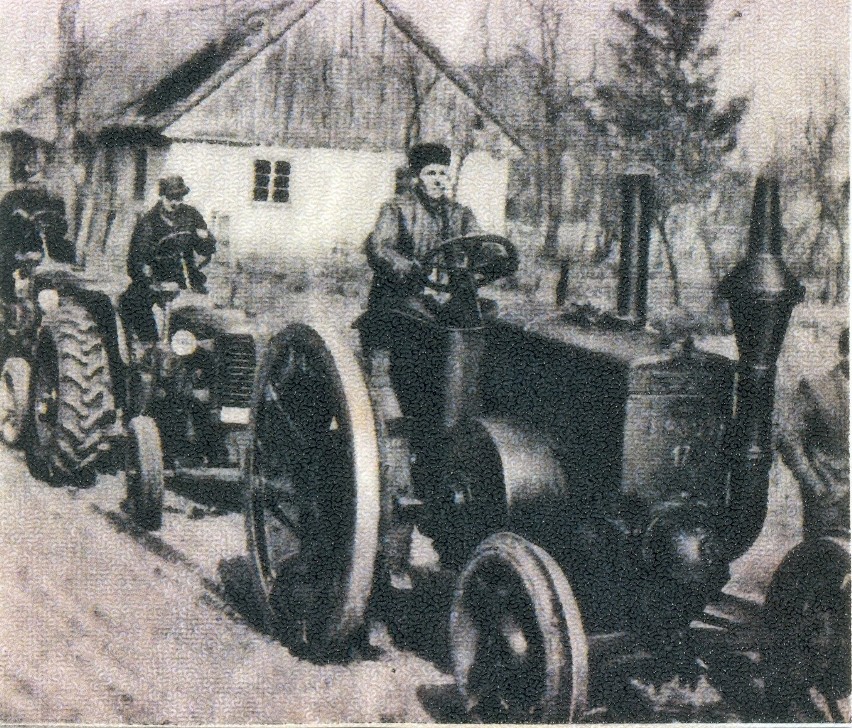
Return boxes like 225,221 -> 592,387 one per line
247,324 -> 380,652
451,532 -> 588,722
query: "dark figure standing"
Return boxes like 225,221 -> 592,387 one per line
120,176 -> 215,343
0,155 -> 74,302
777,326 -> 849,539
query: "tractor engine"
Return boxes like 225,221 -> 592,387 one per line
153,304 -> 258,467
449,175 -> 802,637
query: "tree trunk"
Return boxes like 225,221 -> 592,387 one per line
656,213 -> 681,307
542,142 -> 563,258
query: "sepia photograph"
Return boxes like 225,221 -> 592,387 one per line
0,0 -> 847,723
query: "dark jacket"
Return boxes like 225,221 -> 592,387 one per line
0,185 -> 73,300
776,362 -> 849,538
364,186 -> 480,315
127,201 -> 215,289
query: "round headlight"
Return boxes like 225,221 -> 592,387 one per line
37,288 -> 59,313
170,329 -> 198,356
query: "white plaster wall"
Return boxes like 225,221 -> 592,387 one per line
456,151 -> 509,235
157,142 -> 509,259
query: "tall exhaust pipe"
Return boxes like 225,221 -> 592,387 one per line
617,174 -> 654,326
719,176 -> 804,559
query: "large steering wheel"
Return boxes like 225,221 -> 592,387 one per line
155,230 -> 212,267
419,234 -> 518,293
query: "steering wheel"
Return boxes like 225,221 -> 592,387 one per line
419,234 -> 518,293
157,229 -> 211,270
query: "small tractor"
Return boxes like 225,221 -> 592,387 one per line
0,207 -> 124,487
119,276 -> 284,531
242,174 -> 847,722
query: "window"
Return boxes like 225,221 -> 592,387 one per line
253,159 -> 290,203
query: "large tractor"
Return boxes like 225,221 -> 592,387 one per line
0,206 -> 124,487
243,175 -> 849,721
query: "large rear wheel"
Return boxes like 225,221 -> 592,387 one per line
26,302 -> 116,486
245,324 -> 380,659
450,532 -> 589,723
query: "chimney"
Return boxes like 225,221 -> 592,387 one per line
718,176 -> 804,559
617,175 -> 654,326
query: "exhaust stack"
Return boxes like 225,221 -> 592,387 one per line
617,175 -> 654,326
719,176 -> 804,559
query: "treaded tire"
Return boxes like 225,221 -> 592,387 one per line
26,301 -> 116,486
125,415 -> 164,531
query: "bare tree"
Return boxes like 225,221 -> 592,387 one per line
800,74 -> 849,303
517,0 -> 596,258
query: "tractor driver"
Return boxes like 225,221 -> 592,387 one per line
119,175 -> 216,345
361,143 -> 484,590
363,142 -> 482,327
0,151 -> 74,303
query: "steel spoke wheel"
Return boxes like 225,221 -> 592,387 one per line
0,356 -> 30,446
245,324 -> 380,659
125,416 -> 165,531
450,532 -> 589,723
763,536 -> 851,722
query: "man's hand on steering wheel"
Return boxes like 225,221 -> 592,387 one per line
418,234 -> 518,294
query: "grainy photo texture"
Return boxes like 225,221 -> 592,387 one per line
0,0 -> 847,723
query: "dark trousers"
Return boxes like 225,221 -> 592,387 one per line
119,282 -> 159,343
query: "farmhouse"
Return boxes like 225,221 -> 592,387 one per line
7,0 -> 522,271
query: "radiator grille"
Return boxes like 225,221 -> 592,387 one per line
217,335 -> 256,408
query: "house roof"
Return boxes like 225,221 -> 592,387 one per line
11,0 -> 524,151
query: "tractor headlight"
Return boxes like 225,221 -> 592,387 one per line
37,288 -> 59,313
170,329 -> 198,357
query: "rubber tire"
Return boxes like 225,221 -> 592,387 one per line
450,531 -> 589,723
26,301 -> 116,486
0,356 -> 30,446
125,415 -> 164,531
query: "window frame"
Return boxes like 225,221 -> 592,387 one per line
253,158 -> 291,204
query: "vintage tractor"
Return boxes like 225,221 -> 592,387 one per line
0,207 -> 124,487
243,175 -> 847,720
120,278 -> 279,531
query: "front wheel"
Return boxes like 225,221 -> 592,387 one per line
245,324 -> 381,660
125,416 -> 164,531
762,536 -> 851,722
450,532 -> 589,723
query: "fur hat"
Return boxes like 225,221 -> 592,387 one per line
407,143 -> 451,175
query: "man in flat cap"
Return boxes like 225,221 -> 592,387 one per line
0,151 -> 74,304
120,175 -> 216,344
363,142 -> 481,323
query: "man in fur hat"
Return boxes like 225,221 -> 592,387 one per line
120,175 -> 216,344
364,142 -> 481,322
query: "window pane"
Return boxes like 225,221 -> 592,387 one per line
274,160 -> 290,175
272,188 -> 289,203
253,186 -> 269,202
254,159 -> 271,174
273,174 -> 289,188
